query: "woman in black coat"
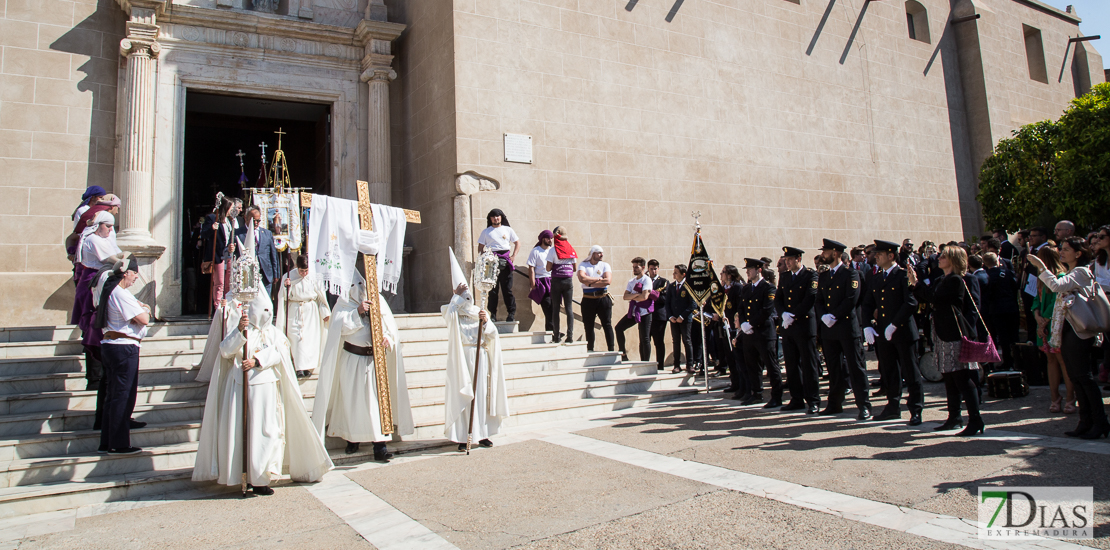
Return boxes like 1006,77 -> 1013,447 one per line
911,246 -> 984,436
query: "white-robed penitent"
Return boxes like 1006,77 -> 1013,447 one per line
313,273 -> 414,444
192,278 -> 332,487
442,250 -> 510,443
275,269 -> 330,374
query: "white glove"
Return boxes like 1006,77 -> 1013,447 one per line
741,322 -> 753,334
782,312 -> 795,328
864,327 -> 878,345
821,314 -> 836,328
885,325 -> 897,341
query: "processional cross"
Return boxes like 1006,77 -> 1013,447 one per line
300,183 -> 421,434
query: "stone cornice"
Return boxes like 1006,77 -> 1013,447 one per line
116,0 -> 168,17
355,19 -> 405,46
161,4 -> 403,47
1009,0 -> 1081,25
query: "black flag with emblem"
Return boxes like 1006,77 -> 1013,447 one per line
683,228 -> 725,314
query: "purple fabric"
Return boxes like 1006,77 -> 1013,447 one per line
529,276 -> 552,304
535,230 -> 553,249
495,249 -> 514,272
73,266 -> 102,346
624,283 -> 659,321
71,264 -> 86,324
552,262 -> 575,278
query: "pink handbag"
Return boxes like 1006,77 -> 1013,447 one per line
956,279 -> 1001,364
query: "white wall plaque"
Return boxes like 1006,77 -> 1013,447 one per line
504,133 -> 533,164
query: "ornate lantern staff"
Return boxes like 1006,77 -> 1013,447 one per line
467,249 -> 500,454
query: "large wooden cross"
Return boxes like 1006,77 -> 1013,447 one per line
301,181 -> 420,435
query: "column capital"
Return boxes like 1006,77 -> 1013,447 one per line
360,52 -> 396,83
116,0 -> 168,19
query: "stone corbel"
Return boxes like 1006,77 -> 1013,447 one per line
453,172 -> 501,268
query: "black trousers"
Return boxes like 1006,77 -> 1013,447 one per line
984,313 -> 1020,370
1062,323 -> 1108,427
942,368 -> 980,421
581,295 -> 614,352
536,284 -> 554,334
782,332 -> 820,405
650,316 -> 667,368
1020,291 -> 1036,342
743,334 -> 781,402
822,336 -> 871,411
670,319 -> 693,369
728,334 -> 749,395
100,343 -> 140,450
876,337 -> 923,414
84,345 -> 103,385
549,277 -> 574,343
616,314 -> 653,361
487,258 -> 516,320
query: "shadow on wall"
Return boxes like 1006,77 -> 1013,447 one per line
45,281 -> 76,315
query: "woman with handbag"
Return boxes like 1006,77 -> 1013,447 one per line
1027,237 -> 1110,439
1092,226 -> 1110,386
1032,246 -> 1076,414
202,195 -> 233,314
910,246 -> 984,436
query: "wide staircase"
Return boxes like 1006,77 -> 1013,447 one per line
0,315 -> 721,518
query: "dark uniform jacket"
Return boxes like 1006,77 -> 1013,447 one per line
650,276 -> 669,322
740,279 -> 777,340
775,267 -> 818,337
815,265 -> 862,340
665,279 -> 696,321
861,265 -> 919,343
983,266 -> 1019,316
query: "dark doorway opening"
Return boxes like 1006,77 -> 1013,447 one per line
181,91 -> 331,315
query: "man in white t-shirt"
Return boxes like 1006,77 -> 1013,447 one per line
577,245 -> 614,352
477,209 -> 520,322
94,257 -> 151,455
527,230 -> 554,338
615,257 -> 655,361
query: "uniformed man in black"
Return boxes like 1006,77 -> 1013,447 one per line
665,265 -> 696,374
775,247 -> 821,414
862,240 -> 924,425
737,258 -> 781,407
815,239 -> 872,420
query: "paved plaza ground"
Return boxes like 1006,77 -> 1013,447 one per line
4,373 -> 1109,550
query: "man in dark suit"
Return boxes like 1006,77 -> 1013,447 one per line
775,247 -> 820,414
815,239 -> 872,420
666,265 -> 696,374
982,238 -> 1014,272
982,253 -> 1020,370
992,229 -> 1020,266
647,259 -> 669,371
237,205 -> 281,293
738,258 -> 780,407
862,240 -> 923,425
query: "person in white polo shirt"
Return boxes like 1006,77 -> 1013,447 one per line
92,256 -> 150,455
477,209 -> 520,322
527,230 -> 555,338
577,245 -> 614,352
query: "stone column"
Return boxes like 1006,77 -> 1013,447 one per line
453,173 -> 501,272
360,46 -> 396,206
115,0 -> 167,314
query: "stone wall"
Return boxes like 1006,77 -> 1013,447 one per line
0,0 -> 124,325
442,0 -> 1099,331
388,0 -> 461,313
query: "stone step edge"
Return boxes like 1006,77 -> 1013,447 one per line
0,401 -> 201,425
0,420 -> 201,448
404,361 -> 658,390
0,382 -> 209,404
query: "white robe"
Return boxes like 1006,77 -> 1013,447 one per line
275,270 -> 330,373
194,296 -> 241,383
313,290 -> 414,444
442,294 -> 510,443
192,315 -> 332,486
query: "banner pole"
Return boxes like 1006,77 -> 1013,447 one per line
699,300 -> 709,393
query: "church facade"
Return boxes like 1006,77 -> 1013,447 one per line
0,0 -> 1102,325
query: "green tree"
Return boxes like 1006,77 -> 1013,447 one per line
1054,82 -> 1110,229
978,83 -> 1110,231
977,120 -> 1059,231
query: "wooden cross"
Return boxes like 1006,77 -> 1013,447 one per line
299,183 -> 421,435
274,128 -> 286,150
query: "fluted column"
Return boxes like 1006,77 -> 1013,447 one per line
115,1 -> 165,252
360,44 -> 396,206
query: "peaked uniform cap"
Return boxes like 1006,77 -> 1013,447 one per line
782,246 -> 804,258
820,238 -> 847,252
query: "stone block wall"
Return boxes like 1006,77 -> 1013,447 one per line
0,0 -> 124,325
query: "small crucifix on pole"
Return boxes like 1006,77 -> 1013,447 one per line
236,149 -> 246,171
259,142 -> 268,165
691,210 -> 702,230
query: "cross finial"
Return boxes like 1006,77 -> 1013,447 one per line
691,210 -> 702,229
274,127 -> 286,150
259,141 -> 268,164
236,149 -> 246,170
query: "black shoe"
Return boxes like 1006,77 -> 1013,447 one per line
1079,421 -> 1110,440
730,393 -> 748,401
763,400 -> 782,409
107,447 -> 142,455
129,419 -> 147,429
721,386 -> 737,393
780,402 -> 806,411
479,439 -> 493,447
908,413 -> 922,426
869,380 -> 882,388
856,409 -> 872,421
934,418 -> 964,431
345,441 -> 360,454
818,406 -> 844,416
672,366 -> 684,374
1064,421 -> 1093,437
806,403 -> 820,415
740,395 -> 763,406
505,316 -> 515,323
871,389 -> 886,397
457,443 -> 467,452
620,353 -> 629,362
873,407 -> 901,421
374,450 -> 394,462
296,370 -> 311,378
957,418 -> 985,436
252,485 -> 275,496
97,446 -> 108,454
